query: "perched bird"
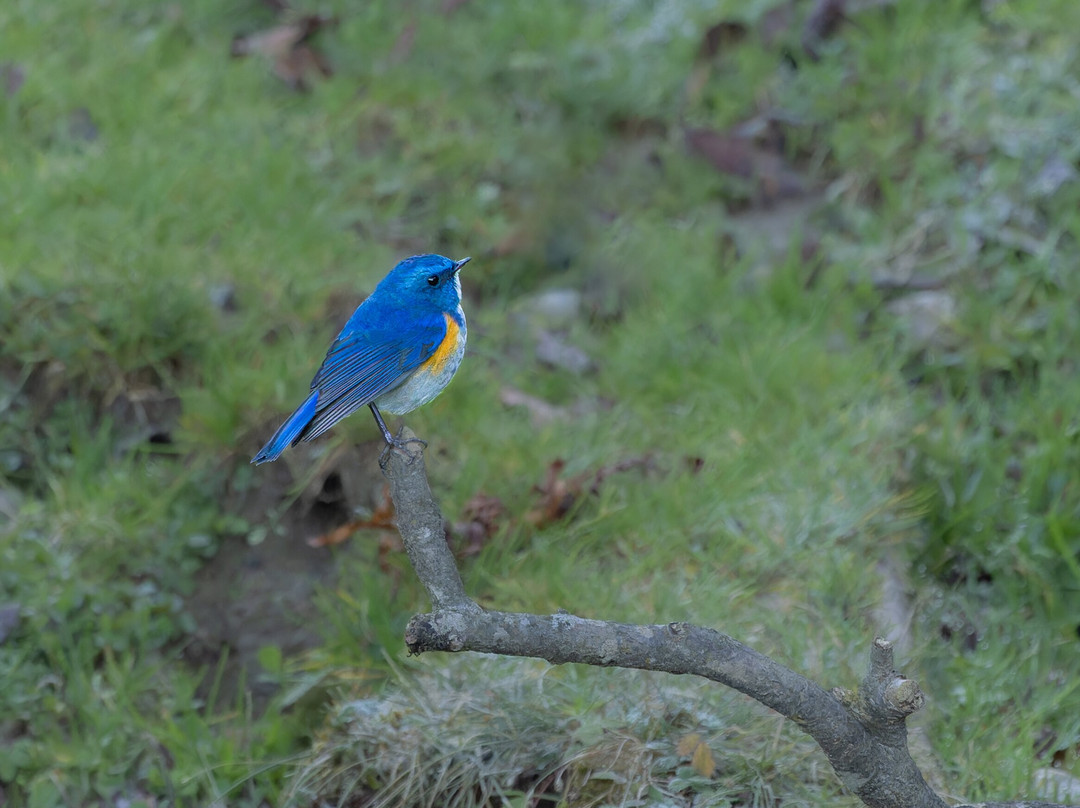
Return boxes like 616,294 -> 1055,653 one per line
252,254 -> 470,465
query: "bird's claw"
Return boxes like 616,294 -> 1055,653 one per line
378,433 -> 428,469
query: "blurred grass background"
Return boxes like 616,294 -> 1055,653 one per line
1,0 -> 1079,805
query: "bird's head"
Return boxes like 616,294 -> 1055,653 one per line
377,254 -> 470,311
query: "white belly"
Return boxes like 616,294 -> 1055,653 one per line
375,308 -> 467,415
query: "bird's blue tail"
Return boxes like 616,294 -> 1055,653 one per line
251,390 -> 319,464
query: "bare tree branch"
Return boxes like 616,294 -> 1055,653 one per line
382,436 -> 1069,808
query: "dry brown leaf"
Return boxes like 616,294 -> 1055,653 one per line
697,20 -> 748,60
231,21 -> 302,60
307,518 -> 364,548
677,732 -> 717,778
676,732 -> 703,757
377,531 -> 405,573
691,739 -> 717,778
306,484 -> 395,547
365,484 -> 397,528
684,128 -> 756,179
684,125 -> 806,204
452,521 -> 488,559
526,459 -> 581,527
231,14 -> 336,91
461,492 -> 506,535
274,44 -> 332,90
453,492 -> 507,558
526,455 -> 656,528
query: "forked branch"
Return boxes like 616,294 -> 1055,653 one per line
383,438 -> 1067,808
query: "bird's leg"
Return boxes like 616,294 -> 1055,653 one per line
369,403 -> 427,467
368,402 -> 395,444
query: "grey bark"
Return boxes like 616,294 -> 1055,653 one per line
382,436 -> 1069,808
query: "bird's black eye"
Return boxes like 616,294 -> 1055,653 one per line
427,274 -> 439,287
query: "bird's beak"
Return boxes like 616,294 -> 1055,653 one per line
453,257 -> 471,273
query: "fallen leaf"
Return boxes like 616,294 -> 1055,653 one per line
684,128 -> 755,179
231,14 -> 336,91
452,520 -> 488,559
676,732 -> 717,778
274,44 -> 333,91
365,485 -> 397,529
686,19 -> 748,104
453,492 -> 506,557
697,20 -> 748,60
461,492 -> 505,535
527,455 -> 656,528
232,20 -> 305,60
691,742 -> 717,778
676,732 -> 703,757
684,125 -> 806,204
306,484 -> 395,547
527,459 -> 581,527
377,530 -> 405,573
307,518 -> 362,548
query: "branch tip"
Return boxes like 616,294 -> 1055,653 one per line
884,677 -> 925,718
870,637 -> 895,678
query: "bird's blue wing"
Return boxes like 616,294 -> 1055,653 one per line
299,315 -> 447,443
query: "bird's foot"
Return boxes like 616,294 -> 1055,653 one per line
378,431 -> 428,469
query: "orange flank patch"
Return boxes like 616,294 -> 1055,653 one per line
423,312 -> 461,375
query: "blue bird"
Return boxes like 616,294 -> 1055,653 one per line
252,254 -> 470,465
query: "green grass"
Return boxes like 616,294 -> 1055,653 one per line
1,0 -> 1079,805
